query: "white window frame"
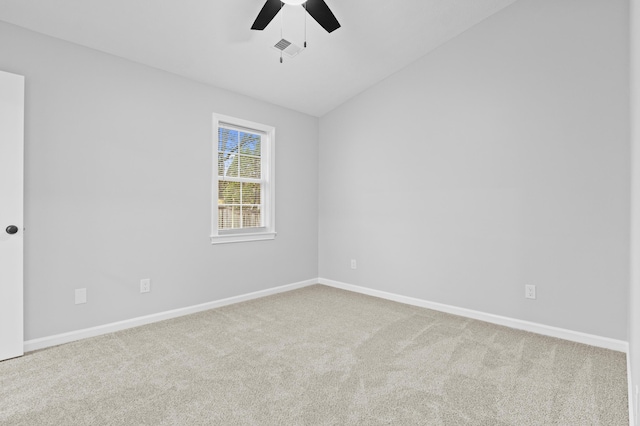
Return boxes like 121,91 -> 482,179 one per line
211,113 -> 276,244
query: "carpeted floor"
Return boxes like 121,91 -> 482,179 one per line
0,285 -> 629,425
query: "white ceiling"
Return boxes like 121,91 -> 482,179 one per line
0,0 -> 517,116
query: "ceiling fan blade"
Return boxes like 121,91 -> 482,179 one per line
251,0 -> 283,30
305,0 -> 340,33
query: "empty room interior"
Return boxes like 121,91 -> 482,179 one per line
2,0 -> 640,424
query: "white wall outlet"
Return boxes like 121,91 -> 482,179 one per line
350,259 -> 357,269
525,285 -> 536,299
140,278 -> 151,293
75,288 -> 87,304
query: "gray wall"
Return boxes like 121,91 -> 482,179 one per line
1,0 -> 631,348
0,22 -> 319,340
631,0 -> 640,422
319,0 -> 630,340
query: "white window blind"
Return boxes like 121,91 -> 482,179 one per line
218,124 -> 264,230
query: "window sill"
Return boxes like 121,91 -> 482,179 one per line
210,231 -> 277,245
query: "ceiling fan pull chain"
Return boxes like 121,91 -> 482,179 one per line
304,2 -> 307,48
280,1 -> 284,63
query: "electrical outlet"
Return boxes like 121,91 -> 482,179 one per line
140,278 -> 151,293
75,288 -> 87,304
350,259 -> 357,269
525,285 -> 536,299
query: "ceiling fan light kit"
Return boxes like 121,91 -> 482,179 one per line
251,0 -> 340,62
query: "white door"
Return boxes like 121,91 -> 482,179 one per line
0,70 -> 24,361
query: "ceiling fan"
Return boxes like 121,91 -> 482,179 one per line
251,0 -> 341,34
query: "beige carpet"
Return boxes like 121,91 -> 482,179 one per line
0,285 -> 628,425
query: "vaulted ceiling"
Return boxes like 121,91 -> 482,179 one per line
0,0 -> 517,116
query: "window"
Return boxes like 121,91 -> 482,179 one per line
211,114 -> 275,244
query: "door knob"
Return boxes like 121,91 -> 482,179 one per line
5,225 -> 18,235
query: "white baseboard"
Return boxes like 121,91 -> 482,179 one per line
628,354 -> 635,426
318,278 -> 629,353
23,278 -> 318,353
22,276 -> 633,422
24,277 -> 629,355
